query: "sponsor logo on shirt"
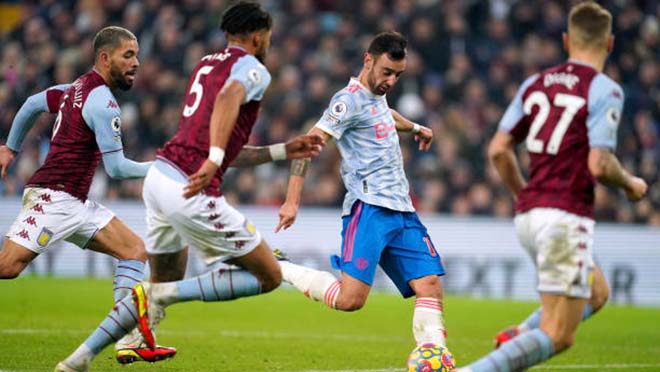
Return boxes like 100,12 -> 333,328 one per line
111,116 -> 122,142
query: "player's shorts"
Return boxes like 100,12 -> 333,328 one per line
143,160 -> 262,264
6,187 -> 114,254
515,207 -> 595,299
331,200 -> 445,298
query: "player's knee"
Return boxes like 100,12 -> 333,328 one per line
590,282 -> 610,313
259,268 -> 282,293
0,263 -> 22,279
552,333 -> 576,353
335,296 -> 366,312
117,239 -> 147,262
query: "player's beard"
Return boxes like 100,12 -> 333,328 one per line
367,69 -> 387,96
110,63 -> 134,91
255,44 -> 267,63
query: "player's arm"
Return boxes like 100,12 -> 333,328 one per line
488,130 -> 526,200
84,87 -> 152,179
1,84 -> 70,178
488,75 -> 538,200
390,109 -> 433,151
229,134 -> 324,167
586,77 -> 647,201
588,148 -> 646,200
275,127 -> 331,232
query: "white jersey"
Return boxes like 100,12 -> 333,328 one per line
316,78 -> 414,216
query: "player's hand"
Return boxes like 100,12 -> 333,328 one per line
625,176 -> 647,201
415,125 -> 433,151
183,159 -> 219,199
285,134 -> 324,159
0,145 -> 16,179
275,201 -> 299,233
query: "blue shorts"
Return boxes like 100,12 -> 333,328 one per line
331,200 -> 445,298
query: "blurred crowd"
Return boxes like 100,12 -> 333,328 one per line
0,0 -> 658,225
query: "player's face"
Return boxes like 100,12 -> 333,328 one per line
255,29 -> 272,63
108,38 -> 140,91
366,53 -> 406,96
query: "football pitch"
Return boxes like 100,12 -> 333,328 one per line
1,278 -> 659,372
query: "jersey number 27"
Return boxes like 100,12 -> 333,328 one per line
524,91 -> 585,155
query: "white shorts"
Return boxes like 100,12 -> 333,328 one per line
6,187 -> 114,254
143,160 -> 262,264
515,208 -> 595,298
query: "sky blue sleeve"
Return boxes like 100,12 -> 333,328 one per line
82,86 -> 152,178
498,74 -> 539,132
6,84 -> 70,152
227,55 -> 271,103
314,92 -> 358,140
587,74 -> 624,149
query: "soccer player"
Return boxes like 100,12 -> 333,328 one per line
52,3 -> 323,370
275,31 -> 448,348
456,3 -> 647,371
0,26 -> 177,365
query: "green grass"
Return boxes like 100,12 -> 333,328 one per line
1,277 -> 659,371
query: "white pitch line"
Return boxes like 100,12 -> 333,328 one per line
289,363 -> 660,372
0,328 -> 405,342
530,363 -> 660,370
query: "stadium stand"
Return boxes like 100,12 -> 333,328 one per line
0,0 -> 658,225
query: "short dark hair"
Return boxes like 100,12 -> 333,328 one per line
367,31 -> 407,61
92,26 -> 137,58
220,1 -> 272,36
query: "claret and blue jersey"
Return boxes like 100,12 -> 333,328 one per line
498,60 -> 624,218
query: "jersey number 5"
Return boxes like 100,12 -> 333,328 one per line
183,66 -> 214,117
524,91 -> 585,155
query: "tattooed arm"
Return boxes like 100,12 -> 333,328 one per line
230,134 -> 323,167
229,146 -> 272,167
275,127 -> 330,232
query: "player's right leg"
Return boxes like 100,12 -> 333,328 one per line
280,201 -> 395,311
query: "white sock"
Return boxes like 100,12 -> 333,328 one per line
64,343 -> 93,368
280,261 -> 341,308
413,297 -> 446,346
150,282 -> 178,306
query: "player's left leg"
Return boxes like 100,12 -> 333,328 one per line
494,264 -> 610,347
459,294 -> 585,372
55,292 -> 143,372
74,206 -> 176,364
409,275 -> 446,346
381,211 -> 446,346
0,240 -> 37,279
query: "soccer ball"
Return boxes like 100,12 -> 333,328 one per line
407,343 -> 456,372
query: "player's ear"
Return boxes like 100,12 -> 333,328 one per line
607,35 -> 614,53
562,32 -> 569,54
364,52 -> 373,70
252,31 -> 262,50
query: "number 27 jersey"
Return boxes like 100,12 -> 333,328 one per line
498,60 -> 624,218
